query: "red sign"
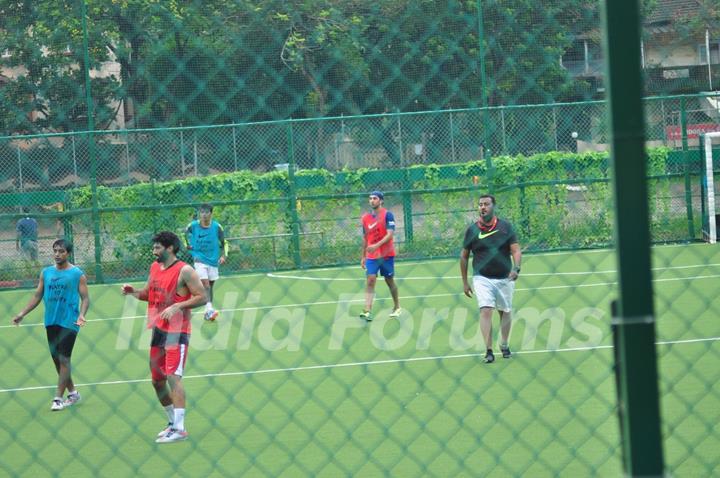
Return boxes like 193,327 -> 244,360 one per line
665,123 -> 720,140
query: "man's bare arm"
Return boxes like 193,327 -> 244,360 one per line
177,265 -> 207,310
12,273 -> 45,325
76,275 -> 90,326
121,279 -> 150,301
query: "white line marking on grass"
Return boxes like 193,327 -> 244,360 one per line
4,272 -> 720,330
281,247 -> 614,272
267,262 -> 720,281
1,336 -> 717,394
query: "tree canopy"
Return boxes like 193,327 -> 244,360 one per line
0,0 -> 667,135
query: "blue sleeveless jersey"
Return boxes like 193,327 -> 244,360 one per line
186,220 -> 223,267
43,266 -> 84,332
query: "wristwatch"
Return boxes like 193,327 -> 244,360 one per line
512,266 -> 521,273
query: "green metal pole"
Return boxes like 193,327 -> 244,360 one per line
81,0 -> 104,282
602,0 -> 664,476
402,171 -> 414,245
476,0 -> 493,191
680,97 -> 694,239
286,121 -> 302,268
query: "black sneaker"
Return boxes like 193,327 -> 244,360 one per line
501,346 -> 512,359
484,351 -> 495,363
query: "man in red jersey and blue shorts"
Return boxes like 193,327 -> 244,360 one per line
360,191 -> 401,321
122,231 -> 206,443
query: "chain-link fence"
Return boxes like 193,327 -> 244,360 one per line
1,1 -> 719,476
0,102 -> 714,283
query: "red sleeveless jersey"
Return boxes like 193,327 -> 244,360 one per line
362,207 -> 395,259
147,260 -> 192,333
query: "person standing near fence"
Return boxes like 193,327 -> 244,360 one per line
11,239 -> 89,410
360,191 -> 401,321
121,231 -> 206,443
184,204 -> 227,321
16,210 -> 39,263
460,194 -> 521,363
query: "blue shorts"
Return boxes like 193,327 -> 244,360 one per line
366,257 -> 395,277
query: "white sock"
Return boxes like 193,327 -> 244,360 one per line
206,302 -> 213,311
173,408 -> 186,431
164,404 -> 174,424
53,396 -> 62,401
68,390 -> 79,397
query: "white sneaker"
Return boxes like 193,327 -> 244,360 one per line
51,398 -> 64,411
156,428 -> 188,443
204,309 -> 219,321
157,423 -> 173,438
63,392 -> 81,407
389,308 -> 402,318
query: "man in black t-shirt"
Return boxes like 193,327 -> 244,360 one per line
460,194 -> 522,363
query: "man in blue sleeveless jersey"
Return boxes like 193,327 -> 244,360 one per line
185,204 -> 227,321
12,239 -> 90,410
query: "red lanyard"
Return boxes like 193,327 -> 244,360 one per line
477,216 -> 497,232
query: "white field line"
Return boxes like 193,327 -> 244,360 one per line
0,335 -> 717,394
3,270 -> 720,330
267,262 -> 720,281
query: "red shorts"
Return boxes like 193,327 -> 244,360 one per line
149,328 -> 190,381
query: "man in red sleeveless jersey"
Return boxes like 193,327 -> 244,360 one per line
122,231 -> 206,443
360,191 -> 401,321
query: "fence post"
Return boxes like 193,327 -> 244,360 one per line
681,97 -> 694,239
552,105 -> 559,151
402,172 -> 414,246
602,0 -> 664,475
17,145 -> 23,192
519,184 -> 529,238
396,111 -> 404,166
500,106 -> 508,155
180,130 -> 186,175
449,111 -> 456,163
81,0 -> 104,283
232,126 -> 238,171
125,131 -> 131,185
476,0 -> 494,191
61,195 -> 74,248
286,120 -> 302,268
193,132 -> 198,176
71,135 -> 78,178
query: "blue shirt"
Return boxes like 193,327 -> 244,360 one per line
16,217 -> 38,242
185,220 -> 225,267
42,266 -> 84,332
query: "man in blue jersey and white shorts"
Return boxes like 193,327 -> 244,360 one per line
185,204 -> 227,321
12,239 -> 90,410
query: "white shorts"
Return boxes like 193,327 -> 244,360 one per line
472,275 -> 515,312
194,261 -> 219,281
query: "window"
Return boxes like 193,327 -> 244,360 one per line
562,41 -> 586,64
699,41 -> 720,64
561,40 -> 602,75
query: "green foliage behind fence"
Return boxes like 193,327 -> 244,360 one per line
37,146 -> 695,282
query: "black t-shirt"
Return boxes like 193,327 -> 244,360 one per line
462,218 -> 518,278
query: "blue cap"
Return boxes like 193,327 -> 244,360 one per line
369,190 -> 384,200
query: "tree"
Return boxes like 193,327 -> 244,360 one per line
0,0 -> 121,134
1,0 -> 624,136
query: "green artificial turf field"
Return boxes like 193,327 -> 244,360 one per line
1,244 -> 718,477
